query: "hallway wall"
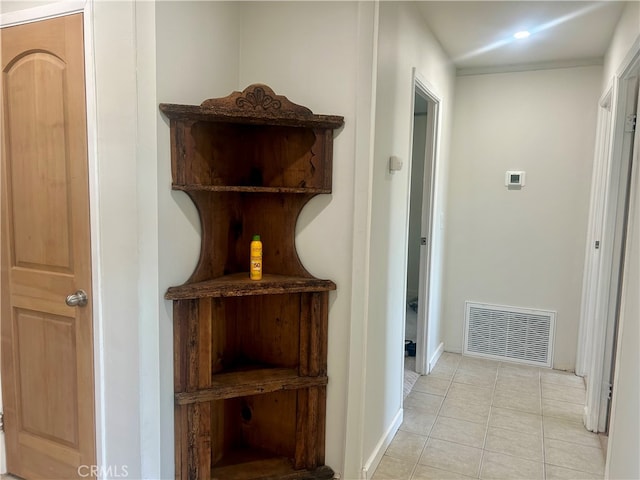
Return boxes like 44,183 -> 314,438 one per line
601,3 -> 640,478
365,1 -> 455,472
237,2 -> 372,474
155,2 -> 241,477
443,66 -> 602,370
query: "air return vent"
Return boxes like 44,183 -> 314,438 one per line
464,302 -> 555,367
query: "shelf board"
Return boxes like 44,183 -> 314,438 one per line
160,102 -> 344,130
175,368 -> 327,404
172,184 -> 330,194
166,273 -> 336,300
211,451 -> 334,480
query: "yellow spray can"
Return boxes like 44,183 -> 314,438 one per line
250,234 -> 262,280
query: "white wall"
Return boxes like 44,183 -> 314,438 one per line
237,3 -> 373,475
92,2 -> 143,476
443,66 -> 602,370
363,1 -> 455,472
155,2 -> 241,478
602,4 -> 640,478
602,2 -> 640,87
0,1 -> 57,13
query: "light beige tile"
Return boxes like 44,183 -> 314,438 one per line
385,430 -> 428,463
447,382 -> 494,406
544,438 -> 605,475
489,407 -> 542,436
544,464 -> 602,480
542,399 -> 584,423
484,426 -> 543,462
440,397 -> 491,425
541,370 -> 585,389
385,430 -> 427,464
372,454 -> 415,480
418,438 -> 482,478
498,363 -> 540,379
430,362 -> 457,380
459,355 -> 500,370
543,417 -> 601,448
412,464 -> 475,480
401,407 -> 437,436
430,415 -> 487,448
492,389 -> 541,415
405,391 -> 444,415
457,361 -> 499,376
454,369 -> 497,389
413,376 -> 451,396
480,451 -> 543,480
495,376 -> 540,396
439,352 -> 462,367
542,383 -> 585,405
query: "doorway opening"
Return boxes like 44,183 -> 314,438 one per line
404,71 -> 440,384
579,49 -> 639,436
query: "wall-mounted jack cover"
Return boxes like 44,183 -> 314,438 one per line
505,170 -> 526,187
389,155 -> 403,173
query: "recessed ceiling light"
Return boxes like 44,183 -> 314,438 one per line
514,30 -> 531,40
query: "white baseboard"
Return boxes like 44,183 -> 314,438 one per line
429,342 -> 444,371
362,408 -> 403,479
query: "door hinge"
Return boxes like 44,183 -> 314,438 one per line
0,412 -> 4,432
595,240 -> 600,249
625,113 -> 637,132
607,383 -> 613,400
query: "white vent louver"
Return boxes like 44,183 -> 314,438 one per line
464,302 -> 555,368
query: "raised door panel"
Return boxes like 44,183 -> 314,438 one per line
5,52 -> 72,271
16,309 -> 79,447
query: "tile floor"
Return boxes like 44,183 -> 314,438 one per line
373,353 -> 605,480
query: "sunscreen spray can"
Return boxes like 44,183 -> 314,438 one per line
250,235 -> 262,280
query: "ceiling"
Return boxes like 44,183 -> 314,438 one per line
416,1 -> 628,73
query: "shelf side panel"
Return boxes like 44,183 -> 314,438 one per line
184,192 -> 315,283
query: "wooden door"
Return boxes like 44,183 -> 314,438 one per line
0,14 -> 96,479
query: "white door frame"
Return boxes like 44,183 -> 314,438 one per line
576,85 -> 613,378
407,69 -> 441,375
580,42 -> 640,433
0,0 -> 104,472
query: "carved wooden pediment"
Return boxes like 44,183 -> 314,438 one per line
201,83 -> 313,118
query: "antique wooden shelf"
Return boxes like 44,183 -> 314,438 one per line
172,184 -> 331,194
166,273 -> 336,300
175,368 -> 329,404
163,84 -> 343,480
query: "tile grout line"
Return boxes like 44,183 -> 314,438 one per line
477,367 -> 499,479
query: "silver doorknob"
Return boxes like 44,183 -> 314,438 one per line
66,290 -> 88,307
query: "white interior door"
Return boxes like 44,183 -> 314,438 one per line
599,75 -> 639,431
411,72 -> 440,375
582,54 -> 640,433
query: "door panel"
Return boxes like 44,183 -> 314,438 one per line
17,310 -> 79,446
6,52 -> 72,271
1,14 -> 95,479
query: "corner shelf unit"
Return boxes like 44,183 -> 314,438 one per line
161,84 -> 343,480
